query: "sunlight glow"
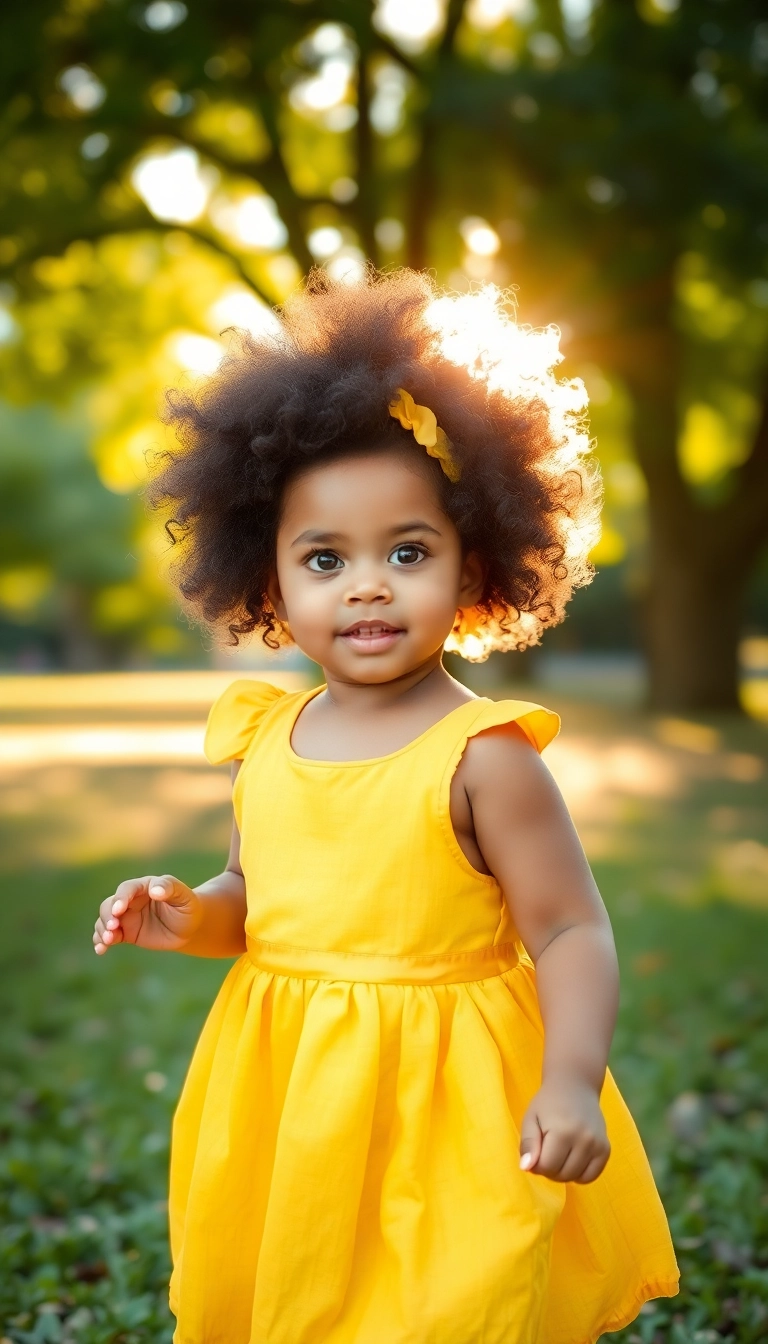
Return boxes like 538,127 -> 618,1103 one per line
290,58 -> 353,112
460,217 -> 501,256
373,0 -> 446,53
143,1 -> 188,31
370,62 -> 410,135
0,724 -> 206,767
307,226 -> 345,259
131,148 -> 214,224
170,332 -> 225,374
290,26 -> 357,118
211,193 -> 288,250
0,671 -> 305,712
57,65 -> 106,112
0,305 -> 18,344
375,218 -> 405,250
209,287 -> 283,339
81,132 -> 109,159
560,0 -> 593,41
467,0 -> 536,29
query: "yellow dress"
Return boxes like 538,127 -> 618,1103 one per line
169,681 -> 678,1344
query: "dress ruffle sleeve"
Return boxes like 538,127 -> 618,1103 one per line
203,679 -> 287,765
465,698 -> 560,754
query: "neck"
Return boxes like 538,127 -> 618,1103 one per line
319,651 -> 457,716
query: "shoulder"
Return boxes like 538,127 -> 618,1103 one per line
204,678 -> 289,764
458,700 -> 562,816
463,698 -> 559,756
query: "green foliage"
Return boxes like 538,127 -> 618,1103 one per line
0,402 -> 203,667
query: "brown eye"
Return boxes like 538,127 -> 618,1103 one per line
307,551 -> 343,572
389,544 -> 425,567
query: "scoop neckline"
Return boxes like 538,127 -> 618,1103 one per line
285,685 -> 488,768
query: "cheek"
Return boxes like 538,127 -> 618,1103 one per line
278,566 -> 335,629
402,557 -> 463,616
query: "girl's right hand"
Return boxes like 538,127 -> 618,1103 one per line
93,875 -> 203,955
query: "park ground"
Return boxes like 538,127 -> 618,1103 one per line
0,674 -> 767,1344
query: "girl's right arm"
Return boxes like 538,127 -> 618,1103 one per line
92,762 -> 247,959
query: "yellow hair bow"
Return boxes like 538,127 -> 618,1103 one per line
388,387 -> 461,483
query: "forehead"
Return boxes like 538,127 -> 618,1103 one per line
279,450 -> 446,531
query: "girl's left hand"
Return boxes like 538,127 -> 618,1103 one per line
519,1078 -> 610,1184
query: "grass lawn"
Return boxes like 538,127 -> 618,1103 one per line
1,688 -> 767,1343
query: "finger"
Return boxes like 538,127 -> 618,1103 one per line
532,1130 -> 574,1178
575,1150 -> 610,1185
552,1139 -> 596,1183
147,874 -> 186,905
519,1112 -> 543,1172
109,876 -> 151,918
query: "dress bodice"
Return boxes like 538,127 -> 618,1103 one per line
204,680 -> 559,962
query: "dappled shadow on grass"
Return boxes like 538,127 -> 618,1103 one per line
1,857 -> 767,1342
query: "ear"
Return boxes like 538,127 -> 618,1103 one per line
266,569 -> 288,625
458,550 -> 486,609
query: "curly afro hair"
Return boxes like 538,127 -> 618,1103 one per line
147,267 -> 601,661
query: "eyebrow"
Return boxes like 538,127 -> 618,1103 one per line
389,520 -> 442,537
290,520 -> 442,548
290,529 -> 345,548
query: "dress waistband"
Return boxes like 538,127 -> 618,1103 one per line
246,935 -> 521,989
245,936 -> 521,985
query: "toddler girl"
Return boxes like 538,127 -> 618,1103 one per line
93,270 -> 678,1344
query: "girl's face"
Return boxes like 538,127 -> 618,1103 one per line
270,450 -> 483,684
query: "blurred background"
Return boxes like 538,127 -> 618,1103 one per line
1,2 -> 767,1342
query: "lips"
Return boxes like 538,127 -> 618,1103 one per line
339,621 -> 402,638
338,619 -> 405,652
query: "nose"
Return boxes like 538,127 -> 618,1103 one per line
342,564 -> 392,606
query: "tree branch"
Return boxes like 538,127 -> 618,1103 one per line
440,0 -> 468,57
354,52 -> 379,264
15,214 -> 278,310
246,96 -> 315,276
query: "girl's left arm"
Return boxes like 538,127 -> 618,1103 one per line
463,724 -> 619,1185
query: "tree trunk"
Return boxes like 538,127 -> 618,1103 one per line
620,296 -> 754,713
644,536 -> 744,711
55,584 -> 109,670
627,351 -> 768,710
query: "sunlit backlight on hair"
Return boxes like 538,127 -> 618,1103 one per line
326,249 -> 367,284
425,285 -> 600,660
131,148 -> 214,224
